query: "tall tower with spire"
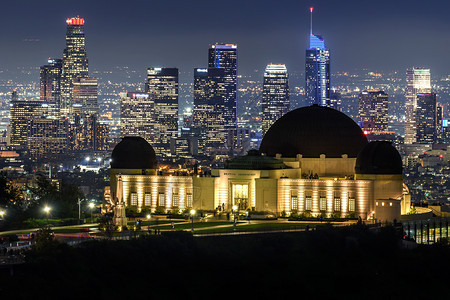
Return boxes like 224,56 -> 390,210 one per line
305,7 -> 330,107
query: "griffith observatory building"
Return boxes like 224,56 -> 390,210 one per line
105,105 -> 410,222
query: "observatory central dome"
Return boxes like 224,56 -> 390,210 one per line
111,136 -> 157,169
259,105 -> 368,158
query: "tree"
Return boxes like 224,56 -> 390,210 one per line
0,172 -> 23,208
98,213 -> 115,239
29,174 -> 84,218
33,225 -> 59,252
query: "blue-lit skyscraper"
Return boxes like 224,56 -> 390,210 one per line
305,7 -> 330,107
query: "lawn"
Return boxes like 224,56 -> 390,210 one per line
127,220 -> 185,226
152,221 -> 238,231
193,222 -> 325,234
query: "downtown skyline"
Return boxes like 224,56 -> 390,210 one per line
1,0 -> 450,78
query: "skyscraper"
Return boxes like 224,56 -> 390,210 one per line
10,100 -> 48,149
358,90 -> 389,133
193,67 -> 227,155
436,105 -> 443,142
330,89 -> 342,111
405,68 -> 431,144
82,114 -> 109,151
72,76 -> 98,116
120,92 -> 155,144
305,7 -> 330,107
69,113 -> 108,151
208,43 -> 237,147
28,118 -> 69,158
146,67 -> 179,157
261,64 -> 289,136
60,17 -> 89,117
11,89 -> 18,102
416,93 -> 437,143
40,58 -> 62,117
40,59 -> 62,104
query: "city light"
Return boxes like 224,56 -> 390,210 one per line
44,206 -> 51,225
1,3 -> 450,296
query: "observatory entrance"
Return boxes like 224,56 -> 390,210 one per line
232,184 -> 249,210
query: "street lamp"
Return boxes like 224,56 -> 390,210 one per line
89,202 -> 95,223
0,210 -> 5,220
78,198 -> 82,224
232,205 -> 238,227
190,209 -> 196,232
44,206 -> 51,225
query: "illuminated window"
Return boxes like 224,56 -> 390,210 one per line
158,193 -> 165,207
334,198 -> 341,211
320,197 -> 327,211
131,193 -> 137,206
186,193 -> 193,208
291,196 -> 298,210
306,197 -> 312,211
173,193 -> 179,207
349,198 -> 355,212
389,202 -> 392,206
144,193 -> 151,206
382,202 -> 385,206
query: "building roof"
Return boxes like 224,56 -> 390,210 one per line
355,141 -> 402,175
111,136 -> 157,169
259,105 -> 368,158
224,150 -> 287,170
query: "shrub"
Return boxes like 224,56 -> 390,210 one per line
154,206 -> 166,215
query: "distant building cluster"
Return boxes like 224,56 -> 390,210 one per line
4,10 -> 450,184
9,17 -> 107,159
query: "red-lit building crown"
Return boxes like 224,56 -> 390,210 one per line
66,17 -> 84,25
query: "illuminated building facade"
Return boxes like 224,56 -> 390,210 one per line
120,92 -> 155,144
69,114 -> 108,151
330,90 -> 342,111
416,93 -> 437,143
10,100 -> 48,149
261,64 -> 289,136
358,90 -> 388,133
60,17 -> 90,118
40,58 -> 62,115
405,68 -> 431,144
28,118 -> 69,158
305,8 -> 330,107
436,105 -> 443,142
193,67 -> 227,156
72,77 -> 99,116
107,106 -> 410,222
84,114 -> 109,151
208,43 -> 237,148
146,68 -> 179,157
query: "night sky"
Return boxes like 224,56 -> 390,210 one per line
1,0 -> 450,77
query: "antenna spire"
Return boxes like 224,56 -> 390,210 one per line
310,7 -> 314,35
